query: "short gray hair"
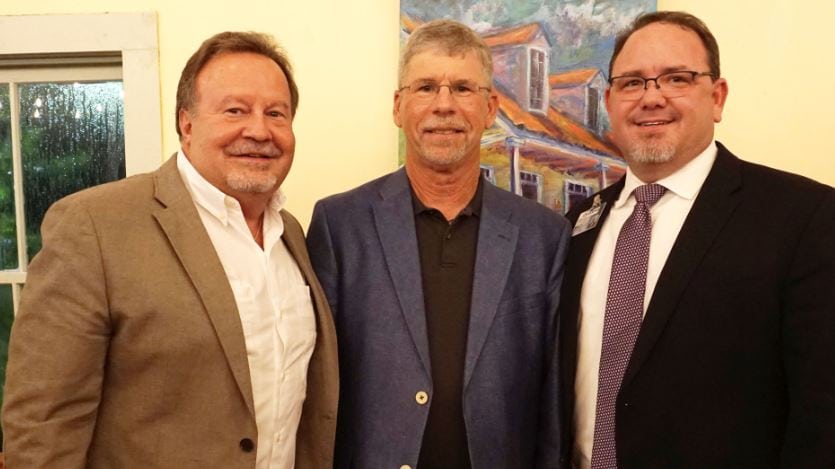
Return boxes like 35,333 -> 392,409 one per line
399,19 -> 493,85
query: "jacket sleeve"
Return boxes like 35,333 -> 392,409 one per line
306,201 -> 340,323
2,196 -> 111,468
780,188 -> 835,468
536,218 -> 571,469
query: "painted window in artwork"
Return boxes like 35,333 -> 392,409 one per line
480,165 -> 496,185
565,180 -> 593,212
587,87 -> 600,131
520,170 -> 542,202
529,49 -> 546,111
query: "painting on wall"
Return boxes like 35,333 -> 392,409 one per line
399,0 -> 656,214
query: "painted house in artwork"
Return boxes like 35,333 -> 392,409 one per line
549,68 -> 609,135
400,15 -> 627,214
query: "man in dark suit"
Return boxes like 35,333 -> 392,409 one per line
307,19 -> 570,469
3,32 -> 338,468
560,11 -> 835,469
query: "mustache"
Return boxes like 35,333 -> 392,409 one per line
224,141 -> 282,158
419,118 -> 468,131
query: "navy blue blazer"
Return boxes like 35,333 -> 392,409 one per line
559,143 -> 835,468
308,168 -> 570,468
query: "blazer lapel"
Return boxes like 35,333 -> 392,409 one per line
463,184 -> 518,388
623,145 -> 743,388
372,169 -> 432,376
151,157 -> 255,417
560,180 -> 622,429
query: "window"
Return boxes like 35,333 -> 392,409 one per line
565,180 -> 593,212
480,164 -> 496,185
0,13 -> 160,443
528,49 -> 546,111
587,86 -> 600,131
520,170 -> 542,202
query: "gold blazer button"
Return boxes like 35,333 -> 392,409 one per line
415,391 -> 429,405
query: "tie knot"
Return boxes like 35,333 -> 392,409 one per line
634,183 -> 666,207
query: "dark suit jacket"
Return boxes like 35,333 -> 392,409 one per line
559,142 -> 835,468
307,168 -> 570,469
2,157 -> 338,468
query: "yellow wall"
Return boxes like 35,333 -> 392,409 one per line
2,0 -> 833,227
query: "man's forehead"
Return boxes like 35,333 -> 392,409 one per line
404,48 -> 485,80
612,22 -> 708,74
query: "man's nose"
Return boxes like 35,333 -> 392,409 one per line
242,113 -> 271,140
639,79 -> 666,107
431,85 -> 457,112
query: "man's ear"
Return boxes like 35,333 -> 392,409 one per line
178,108 -> 193,147
393,90 -> 404,128
712,77 -> 729,123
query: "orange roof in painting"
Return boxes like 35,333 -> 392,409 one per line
495,88 -> 618,156
549,68 -> 601,87
401,13 -> 422,34
483,23 -> 544,47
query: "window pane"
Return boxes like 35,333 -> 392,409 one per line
0,85 -> 17,270
0,283 -> 15,448
19,81 -> 125,260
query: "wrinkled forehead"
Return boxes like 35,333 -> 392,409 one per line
402,46 -> 489,83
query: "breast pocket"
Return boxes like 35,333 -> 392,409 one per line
280,285 -> 317,368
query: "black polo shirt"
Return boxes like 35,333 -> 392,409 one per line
413,179 -> 483,469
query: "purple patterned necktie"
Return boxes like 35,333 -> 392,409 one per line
591,183 -> 667,469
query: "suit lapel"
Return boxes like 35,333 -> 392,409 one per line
372,169 -> 432,376
151,157 -> 255,417
560,180 -> 622,431
464,184 -> 519,388
623,145 -> 743,388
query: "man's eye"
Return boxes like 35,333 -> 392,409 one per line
268,110 -> 286,118
622,79 -> 644,88
667,74 -> 690,84
225,108 -> 243,115
415,84 -> 435,93
454,84 -> 475,94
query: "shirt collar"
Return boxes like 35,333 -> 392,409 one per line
617,139 -> 718,208
176,150 -> 287,225
411,175 -> 484,218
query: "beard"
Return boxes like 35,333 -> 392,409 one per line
417,141 -> 468,167
414,118 -> 472,168
224,140 -> 283,193
623,138 -> 676,164
226,168 -> 278,193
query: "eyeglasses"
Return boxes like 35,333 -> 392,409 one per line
608,71 -> 715,100
398,80 -> 492,101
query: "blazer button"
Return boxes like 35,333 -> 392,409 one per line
239,438 -> 255,452
415,391 -> 429,405
400,465 -> 412,469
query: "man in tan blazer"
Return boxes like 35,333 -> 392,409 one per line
2,32 -> 337,468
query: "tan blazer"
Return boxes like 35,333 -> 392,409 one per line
2,157 -> 338,468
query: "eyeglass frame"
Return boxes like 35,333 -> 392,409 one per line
397,80 -> 493,100
607,70 -> 715,100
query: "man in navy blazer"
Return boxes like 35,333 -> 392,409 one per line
560,11 -> 835,468
307,19 -> 570,469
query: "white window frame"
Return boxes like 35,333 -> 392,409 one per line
527,47 -> 547,113
0,13 -> 161,313
0,12 -> 161,175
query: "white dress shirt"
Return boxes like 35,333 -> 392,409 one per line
572,142 -> 718,468
177,151 -> 316,469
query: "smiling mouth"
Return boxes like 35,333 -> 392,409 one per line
424,128 -> 464,135
231,153 -> 276,159
635,119 -> 673,127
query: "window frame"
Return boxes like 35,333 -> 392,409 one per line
0,13 -> 161,314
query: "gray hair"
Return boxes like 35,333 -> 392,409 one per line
399,19 -> 493,85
